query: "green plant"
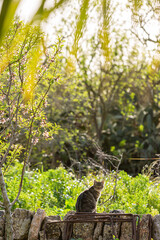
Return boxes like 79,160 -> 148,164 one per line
1,163 -> 160,217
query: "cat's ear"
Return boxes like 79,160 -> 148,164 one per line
94,180 -> 97,184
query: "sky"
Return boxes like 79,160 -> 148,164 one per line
16,0 -> 42,22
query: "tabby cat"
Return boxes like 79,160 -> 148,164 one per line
75,180 -> 104,213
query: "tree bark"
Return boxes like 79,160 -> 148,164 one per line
0,167 -> 13,240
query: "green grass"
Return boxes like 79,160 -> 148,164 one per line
1,161 -> 160,217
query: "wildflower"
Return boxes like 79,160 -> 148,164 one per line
43,131 -> 49,138
32,137 -> 39,145
0,118 -> 6,124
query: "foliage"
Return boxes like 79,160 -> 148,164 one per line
0,20 -> 62,164
0,0 -> 69,42
1,163 -> 160,217
31,29 -> 160,175
2,0 -> 158,77
0,18 -> 63,239
0,0 -> 113,72
1,1 -> 160,177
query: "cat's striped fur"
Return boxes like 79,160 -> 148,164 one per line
75,180 -> 104,213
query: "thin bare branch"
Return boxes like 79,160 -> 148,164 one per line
10,143 -> 33,206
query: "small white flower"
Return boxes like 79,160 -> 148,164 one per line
43,131 -> 49,138
32,138 -> 39,145
0,118 -> 6,124
41,119 -> 46,127
0,95 -> 5,101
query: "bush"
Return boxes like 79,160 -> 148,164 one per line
1,162 -> 160,217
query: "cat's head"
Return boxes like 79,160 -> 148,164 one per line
93,180 -> 104,191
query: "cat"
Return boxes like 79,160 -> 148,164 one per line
75,180 -> 104,213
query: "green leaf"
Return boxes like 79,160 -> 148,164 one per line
72,0 -> 90,55
139,124 -> 144,132
0,0 -> 21,43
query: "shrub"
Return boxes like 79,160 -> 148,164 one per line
1,162 -> 159,217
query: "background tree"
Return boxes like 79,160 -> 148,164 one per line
30,21 -> 160,175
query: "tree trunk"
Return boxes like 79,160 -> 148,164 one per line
5,206 -> 13,240
0,167 -> 13,240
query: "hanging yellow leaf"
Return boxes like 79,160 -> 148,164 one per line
99,0 -> 112,63
23,41 -> 42,102
130,0 -> 143,13
99,27 -> 111,62
65,55 -> 76,75
0,0 -> 21,43
72,0 -> 90,56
